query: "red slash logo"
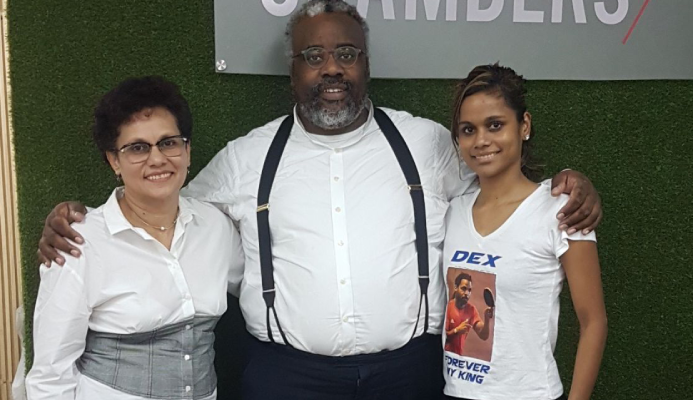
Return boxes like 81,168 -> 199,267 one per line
623,0 -> 652,44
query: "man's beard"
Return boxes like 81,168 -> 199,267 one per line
455,294 -> 469,308
297,77 -> 367,131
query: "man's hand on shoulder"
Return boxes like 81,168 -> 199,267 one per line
551,170 -> 603,235
38,201 -> 87,267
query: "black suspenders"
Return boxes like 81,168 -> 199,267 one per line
256,115 -> 294,345
256,108 -> 429,346
373,108 -> 430,338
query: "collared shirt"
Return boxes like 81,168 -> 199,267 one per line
26,188 -> 243,400
184,104 -> 475,356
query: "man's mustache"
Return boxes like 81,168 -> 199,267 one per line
311,77 -> 352,95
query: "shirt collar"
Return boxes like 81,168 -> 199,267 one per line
103,187 -> 199,236
292,100 -> 377,150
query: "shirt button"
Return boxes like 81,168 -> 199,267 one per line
185,386 -> 191,392
342,316 -> 349,323
334,148 -> 342,153
184,354 -> 191,361
337,240 -> 344,246
186,324 -> 192,330
340,279 -> 346,285
333,176 -> 340,181
335,207 -> 341,213
184,294 -> 191,301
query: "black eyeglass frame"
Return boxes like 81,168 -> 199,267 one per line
114,135 -> 190,163
292,45 -> 366,69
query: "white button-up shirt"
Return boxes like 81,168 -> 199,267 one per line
184,104 -> 474,356
26,189 -> 243,400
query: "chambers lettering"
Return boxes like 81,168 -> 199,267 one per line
261,0 -> 629,25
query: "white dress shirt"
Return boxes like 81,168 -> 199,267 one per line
184,104 -> 474,356
26,188 -> 244,400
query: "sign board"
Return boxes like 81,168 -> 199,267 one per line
215,0 -> 693,80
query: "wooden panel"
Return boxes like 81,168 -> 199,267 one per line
0,0 -> 23,398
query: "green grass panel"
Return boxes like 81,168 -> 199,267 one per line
8,1 -> 693,399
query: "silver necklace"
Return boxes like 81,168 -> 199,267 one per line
124,199 -> 178,231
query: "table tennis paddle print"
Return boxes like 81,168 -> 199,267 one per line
483,287 -> 495,320
483,287 -> 495,308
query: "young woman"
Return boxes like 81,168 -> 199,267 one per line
442,64 -> 607,400
26,76 -> 243,400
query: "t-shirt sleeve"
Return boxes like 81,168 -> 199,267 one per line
550,194 -> 597,258
445,303 -> 454,331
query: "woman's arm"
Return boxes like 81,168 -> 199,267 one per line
561,240 -> 608,400
25,254 -> 91,400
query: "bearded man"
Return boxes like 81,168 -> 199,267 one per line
38,1 -> 602,399
444,273 -> 492,356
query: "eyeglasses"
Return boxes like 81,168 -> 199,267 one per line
115,135 -> 189,164
293,46 -> 365,69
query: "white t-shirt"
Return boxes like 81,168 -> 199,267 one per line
442,184 -> 596,400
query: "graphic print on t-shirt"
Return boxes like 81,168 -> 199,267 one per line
445,266 -> 496,361
445,264 -> 496,385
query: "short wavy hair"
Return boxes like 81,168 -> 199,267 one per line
92,76 -> 192,164
284,0 -> 369,62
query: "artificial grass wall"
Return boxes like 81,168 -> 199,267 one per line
7,1 -> 692,399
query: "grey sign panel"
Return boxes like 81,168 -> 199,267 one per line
215,0 -> 693,80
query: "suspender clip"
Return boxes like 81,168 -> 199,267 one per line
418,275 -> 430,292
408,184 -> 423,191
257,203 -> 270,212
262,288 -> 276,307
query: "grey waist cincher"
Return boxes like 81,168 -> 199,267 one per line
76,316 -> 220,399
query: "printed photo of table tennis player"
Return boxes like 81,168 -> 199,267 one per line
445,268 -> 496,361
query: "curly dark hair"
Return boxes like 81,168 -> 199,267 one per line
451,63 -> 543,182
454,272 -> 473,287
92,76 -> 192,164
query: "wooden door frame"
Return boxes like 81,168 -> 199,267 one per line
0,0 -> 24,398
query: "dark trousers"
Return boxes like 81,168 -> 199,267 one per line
241,333 -> 445,400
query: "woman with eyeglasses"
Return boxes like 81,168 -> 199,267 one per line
26,76 -> 243,400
